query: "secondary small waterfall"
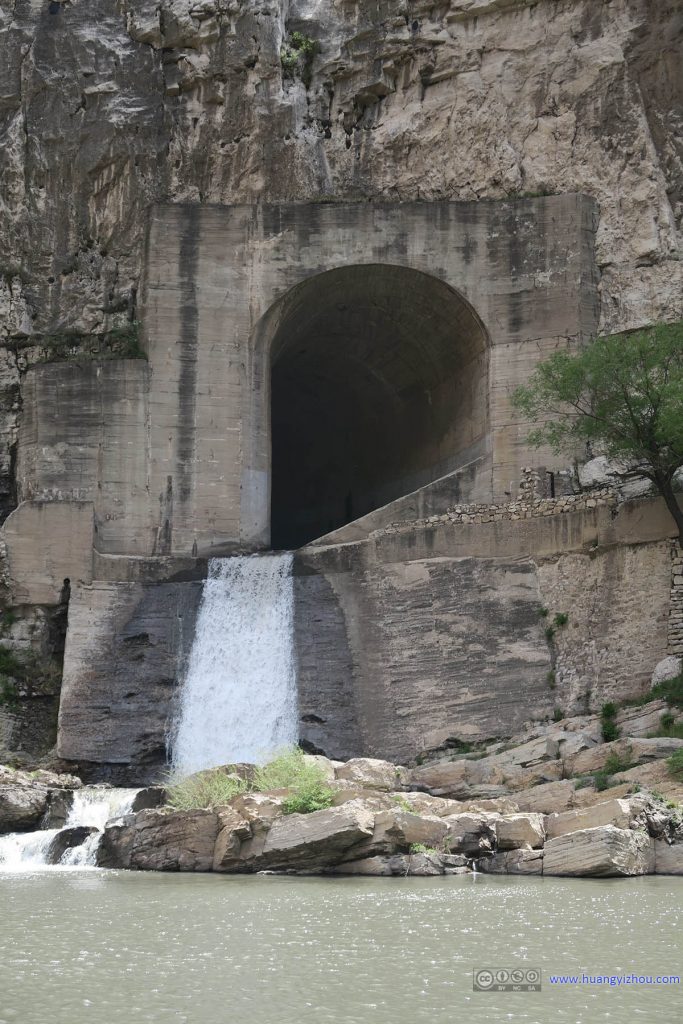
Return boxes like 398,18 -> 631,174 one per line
172,553 -> 298,775
0,787 -> 140,872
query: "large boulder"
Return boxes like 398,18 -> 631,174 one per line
0,780 -> 49,832
478,848 -> 543,875
410,745 -> 563,798
43,789 -> 75,828
442,813 -> 496,856
346,807 -> 449,860
651,656 -> 682,686
513,780 -> 576,814
238,801 -> 375,872
566,737 -> 683,776
546,798 -> 637,840
495,813 -> 545,850
212,807 -> 253,872
616,700 -> 670,738
98,809 -> 220,871
654,841 -> 683,875
46,826 -> 98,864
543,826 -> 652,877
335,758 -> 407,791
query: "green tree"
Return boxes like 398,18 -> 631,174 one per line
512,322 -> 683,543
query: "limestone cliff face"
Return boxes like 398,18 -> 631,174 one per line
0,0 -> 681,350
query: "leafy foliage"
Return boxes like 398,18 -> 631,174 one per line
600,702 -> 620,743
280,32 -> 319,88
255,745 -> 334,815
513,322 -> 683,540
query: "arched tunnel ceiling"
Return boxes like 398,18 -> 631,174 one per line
269,265 -> 489,550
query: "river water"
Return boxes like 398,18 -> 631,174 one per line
0,872 -> 680,1024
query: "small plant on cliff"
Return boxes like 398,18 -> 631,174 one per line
280,32 -> 319,88
166,768 -> 248,810
600,702 -> 620,742
553,612 -> 569,628
666,748 -> 683,782
648,712 -> 683,740
513,321 -> 683,545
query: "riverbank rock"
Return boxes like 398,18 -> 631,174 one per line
565,737 -> 683,776
335,758 -> 407,791
0,780 -> 49,832
478,849 -> 544,875
513,780 -> 576,814
543,826 -> 652,877
346,807 -> 449,860
46,826 -> 97,864
238,801 -> 375,872
654,841 -> 683,875
0,765 -> 81,833
98,809 -> 219,871
443,813 -> 496,855
213,808 -> 253,872
546,798 -> 637,840
495,813 -> 545,850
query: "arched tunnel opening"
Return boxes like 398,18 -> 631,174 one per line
269,265 -> 489,550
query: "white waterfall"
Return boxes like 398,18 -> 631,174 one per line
0,787 -> 140,872
172,553 -> 298,775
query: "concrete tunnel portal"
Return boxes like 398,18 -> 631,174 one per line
268,264 -> 490,550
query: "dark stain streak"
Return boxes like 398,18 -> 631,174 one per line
177,207 -> 200,505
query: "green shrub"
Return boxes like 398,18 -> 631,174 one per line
667,748 -> 683,782
623,674 -> 683,710
538,607 -> 549,618
166,768 -> 248,810
553,612 -> 569,627
601,702 -> 620,742
0,676 -> 18,709
545,625 -> 556,641
552,707 -> 565,722
280,32 -> 319,87
255,745 -> 334,815
409,843 -> 438,855
281,782 -> 334,815
592,750 -> 634,791
546,671 -> 556,689
0,644 -> 24,678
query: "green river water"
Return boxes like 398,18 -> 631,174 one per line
0,871 -> 680,1024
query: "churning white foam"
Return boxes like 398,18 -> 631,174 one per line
171,554 -> 298,775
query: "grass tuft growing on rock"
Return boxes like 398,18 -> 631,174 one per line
166,768 -> 248,810
255,746 -> 334,815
